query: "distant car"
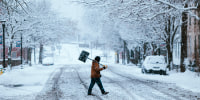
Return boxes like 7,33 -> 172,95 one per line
43,56 -> 54,66
42,46 -> 54,66
141,55 -> 167,75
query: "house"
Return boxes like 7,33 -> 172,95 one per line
186,1 -> 200,69
0,44 -> 30,67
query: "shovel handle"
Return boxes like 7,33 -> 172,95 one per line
87,58 -> 104,66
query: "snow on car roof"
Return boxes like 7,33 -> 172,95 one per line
146,55 -> 165,58
144,55 -> 165,64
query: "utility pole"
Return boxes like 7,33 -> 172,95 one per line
21,33 -> 23,69
123,40 -> 126,65
139,46 -> 141,65
34,37 -> 36,64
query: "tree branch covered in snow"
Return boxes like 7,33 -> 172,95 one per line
1,0 -> 79,46
0,0 -> 79,66
75,0 -> 200,67
77,0 -> 199,48
155,0 -> 197,11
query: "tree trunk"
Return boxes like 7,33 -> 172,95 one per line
122,52 -> 125,65
39,43 -> 43,64
26,47 -> 29,64
122,41 -> 126,65
166,43 -> 172,71
34,46 -> 36,64
143,43 -> 147,59
28,48 -> 32,66
180,11 -> 188,72
126,48 -> 130,64
8,43 -> 13,69
116,51 -> 119,63
34,37 -> 36,64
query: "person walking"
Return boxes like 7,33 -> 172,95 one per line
88,56 -> 109,95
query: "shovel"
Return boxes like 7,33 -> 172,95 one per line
78,50 -> 104,66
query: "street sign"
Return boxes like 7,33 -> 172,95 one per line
16,41 -> 21,47
0,35 -> 2,45
78,50 -> 90,63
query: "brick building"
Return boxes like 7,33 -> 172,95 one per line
187,1 -> 200,68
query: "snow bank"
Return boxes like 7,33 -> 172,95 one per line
0,65 -> 57,96
108,63 -> 200,93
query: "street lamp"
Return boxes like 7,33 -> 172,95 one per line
21,33 -> 23,69
0,20 -> 6,68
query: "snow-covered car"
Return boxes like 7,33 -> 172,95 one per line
141,55 -> 167,75
42,46 -> 54,66
43,56 -> 54,66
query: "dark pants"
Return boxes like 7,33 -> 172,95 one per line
88,78 -> 105,94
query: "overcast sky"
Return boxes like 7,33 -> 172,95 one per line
50,0 -> 84,20
49,0 -> 100,40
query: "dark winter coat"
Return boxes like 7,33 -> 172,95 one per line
91,60 -> 104,78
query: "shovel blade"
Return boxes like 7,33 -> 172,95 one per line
78,50 -> 90,63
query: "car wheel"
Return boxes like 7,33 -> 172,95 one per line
145,69 -> 148,73
141,69 -> 144,73
142,69 -> 147,74
160,70 -> 163,75
142,69 -> 145,74
163,70 -> 167,75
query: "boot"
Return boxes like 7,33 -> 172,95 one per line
88,93 -> 95,96
102,91 -> 109,95
88,89 -> 94,96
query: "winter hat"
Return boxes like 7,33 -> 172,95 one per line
95,56 -> 101,62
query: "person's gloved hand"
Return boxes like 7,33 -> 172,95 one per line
103,65 -> 108,69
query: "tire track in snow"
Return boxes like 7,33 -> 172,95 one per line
35,67 -> 64,100
108,68 -> 180,100
103,75 -> 137,99
75,64 -> 143,100
108,67 -> 200,100
104,69 -> 171,100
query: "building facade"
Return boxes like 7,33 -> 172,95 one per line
187,1 -> 200,68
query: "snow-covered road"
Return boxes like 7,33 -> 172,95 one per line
33,64 -> 200,100
1,44 -> 200,100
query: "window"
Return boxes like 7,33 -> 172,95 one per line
11,51 -> 17,58
1,52 -> 3,59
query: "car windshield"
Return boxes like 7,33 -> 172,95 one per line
146,56 -> 165,64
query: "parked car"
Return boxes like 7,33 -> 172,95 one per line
141,55 -> 167,75
43,56 -> 54,66
42,46 -> 54,66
